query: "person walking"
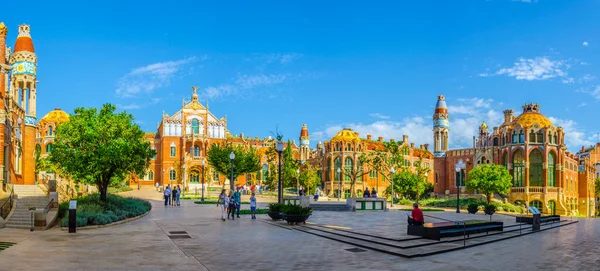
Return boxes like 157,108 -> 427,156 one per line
176,185 -> 182,206
250,192 -> 257,219
217,189 -> 228,221
227,191 -> 237,220
171,187 -> 178,206
155,182 -> 159,192
233,186 -> 242,218
164,185 -> 172,206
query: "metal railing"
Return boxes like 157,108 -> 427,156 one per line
0,184 -> 14,219
43,198 -> 54,215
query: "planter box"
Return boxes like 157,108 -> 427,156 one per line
346,197 -> 387,211
282,214 -> 311,225
267,211 -> 283,221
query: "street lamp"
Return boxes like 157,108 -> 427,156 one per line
455,159 -> 466,213
390,167 -> 396,207
201,160 -> 205,202
276,141 -> 284,204
296,168 -> 300,196
337,168 -> 342,201
229,152 -> 235,191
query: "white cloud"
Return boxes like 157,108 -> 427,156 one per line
577,102 -> 587,108
562,78 -> 575,84
201,73 -> 291,99
548,117 -> 594,149
369,113 -> 391,120
117,98 -> 161,110
583,41 -> 589,47
235,74 -> 288,89
493,57 -> 570,81
577,85 -> 600,100
115,57 -> 198,98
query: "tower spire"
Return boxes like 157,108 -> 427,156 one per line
299,124 -> 310,163
433,94 -> 449,157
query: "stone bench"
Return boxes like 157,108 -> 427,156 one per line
516,215 -> 560,224
283,196 -> 310,207
346,197 -> 387,211
408,220 -> 504,241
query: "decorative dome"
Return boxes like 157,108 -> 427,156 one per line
434,94 -> 448,114
39,108 -> 70,126
14,24 -> 34,53
480,121 -> 488,129
330,128 -> 360,142
511,103 -> 553,128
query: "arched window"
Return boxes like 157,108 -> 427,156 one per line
344,157 -> 353,181
47,126 -> 53,136
548,132 -> 553,144
194,145 -> 200,156
148,171 -> 154,180
334,157 -> 341,181
530,200 -> 543,211
529,149 -> 543,186
503,152 -> 508,168
170,169 -> 176,181
356,159 -> 363,182
553,134 -> 558,145
513,149 -> 524,187
536,130 -> 544,143
519,130 -> 525,143
548,152 -> 556,187
192,119 -> 199,134
512,131 -> 518,143
190,170 -> 200,183
45,143 -> 54,153
529,130 -> 536,143
493,137 -> 499,146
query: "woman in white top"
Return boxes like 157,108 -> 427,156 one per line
217,189 -> 229,221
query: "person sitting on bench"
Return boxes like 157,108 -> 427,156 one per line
408,203 -> 424,226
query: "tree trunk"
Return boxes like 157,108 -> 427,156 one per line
487,194 -> 492,204
99,182 -> 108,202
350,180 -> 356,198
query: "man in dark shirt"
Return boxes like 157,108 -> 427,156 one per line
363,187 -> 371,198
408,203 -> 424,226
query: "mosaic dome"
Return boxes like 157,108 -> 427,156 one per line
511,103 -> 554,129
330,128 -> 360,142
39,108 -> 70,126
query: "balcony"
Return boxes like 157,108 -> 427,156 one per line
511,187 -> 525,193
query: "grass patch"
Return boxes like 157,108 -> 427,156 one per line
238,209 -> 268,215
107,185 -> 133,194
399,208 -> 445,212
180,196 -> 219,200
194,201 -> 250,205
59,194 -> 151,227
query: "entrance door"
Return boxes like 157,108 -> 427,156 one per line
190,170 -> 200,184
548,200 -> 556,215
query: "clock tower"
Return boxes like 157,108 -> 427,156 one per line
299,124 -> 310,163
433,95 -> 449,157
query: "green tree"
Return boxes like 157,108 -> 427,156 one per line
595,178 -> 600,197
466,164 -> 512,204
206,142 -> 261,191
384,170 -> 417,198
299,166 -> 319,195
281,140 -> 299,189
364,141 -> 407,198
35,147 -> 57,183
49,104 -> 155,201
342,154 -> 370,197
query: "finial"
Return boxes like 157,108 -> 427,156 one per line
438,94 -> 445,101
17,24 -> 31,37
0,22 -> 7,36
191,86 -> 198,94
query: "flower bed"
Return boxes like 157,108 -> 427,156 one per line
59,194 -> 151,227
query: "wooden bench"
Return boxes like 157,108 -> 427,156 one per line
516,215 -> 560,224
408,220 -> 504,241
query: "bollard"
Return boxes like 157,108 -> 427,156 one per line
69,200 -> 77,233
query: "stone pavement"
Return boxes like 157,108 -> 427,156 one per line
0,189 -> 596,271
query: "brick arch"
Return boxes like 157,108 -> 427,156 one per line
527,147 -> 545,163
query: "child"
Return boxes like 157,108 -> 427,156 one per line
228,192 -> 237,220
250,192 -> 257,219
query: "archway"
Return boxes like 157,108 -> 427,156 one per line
189,170 -> 200,184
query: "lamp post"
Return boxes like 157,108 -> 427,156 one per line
455,159 -> 466,213
276,141 -> 284,204
337,168 -> 342,201
201,160 -> 205,202
296,168 -> 300,196
229,152 -> 235,191
390,167 -> 396,207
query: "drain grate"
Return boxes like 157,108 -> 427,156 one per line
169,235 -> 191,239
0,242 -> 15,252
169,231 -> 188,234
345,247 -> 367,253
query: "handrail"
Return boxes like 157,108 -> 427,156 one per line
0,184 -> 14,219
44,198 -> 54,214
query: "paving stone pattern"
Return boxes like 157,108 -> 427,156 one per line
0,189 -> 595,271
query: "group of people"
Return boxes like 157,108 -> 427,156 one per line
163,184 -> 182,206
217,187 -> 258,221
363,187 -> 378,198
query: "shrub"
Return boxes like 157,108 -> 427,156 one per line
281,204 -> 312,216
107,185 -> 134,194
395,199 -> 414,205
238,209 -> 268,215
60,194 -> 151,227
467,203 -> 480,210
268,203 -> 286,213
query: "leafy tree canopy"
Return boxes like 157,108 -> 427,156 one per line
206,142 -> 261,190
49,104 -> 155,201
466,164 -> 512,204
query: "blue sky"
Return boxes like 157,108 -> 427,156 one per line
3,0 -> 599,152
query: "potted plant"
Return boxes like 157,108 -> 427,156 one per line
281,204 -> 313,225
484,204 -> 496,216
267,203 -> 285,221
467,203 -> 479,214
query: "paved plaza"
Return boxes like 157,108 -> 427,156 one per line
0,190 -> 597,271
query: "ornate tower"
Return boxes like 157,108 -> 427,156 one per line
433,95 -> 449,157
9,24 -> 37,184
299,124 -> 310,163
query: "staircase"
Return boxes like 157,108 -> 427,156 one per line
5,185 -> 50,229
309,203 -> 350,212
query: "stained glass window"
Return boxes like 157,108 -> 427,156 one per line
513,149 -> 524,187
529,149 -> 543,186
548,152 -> 556,187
